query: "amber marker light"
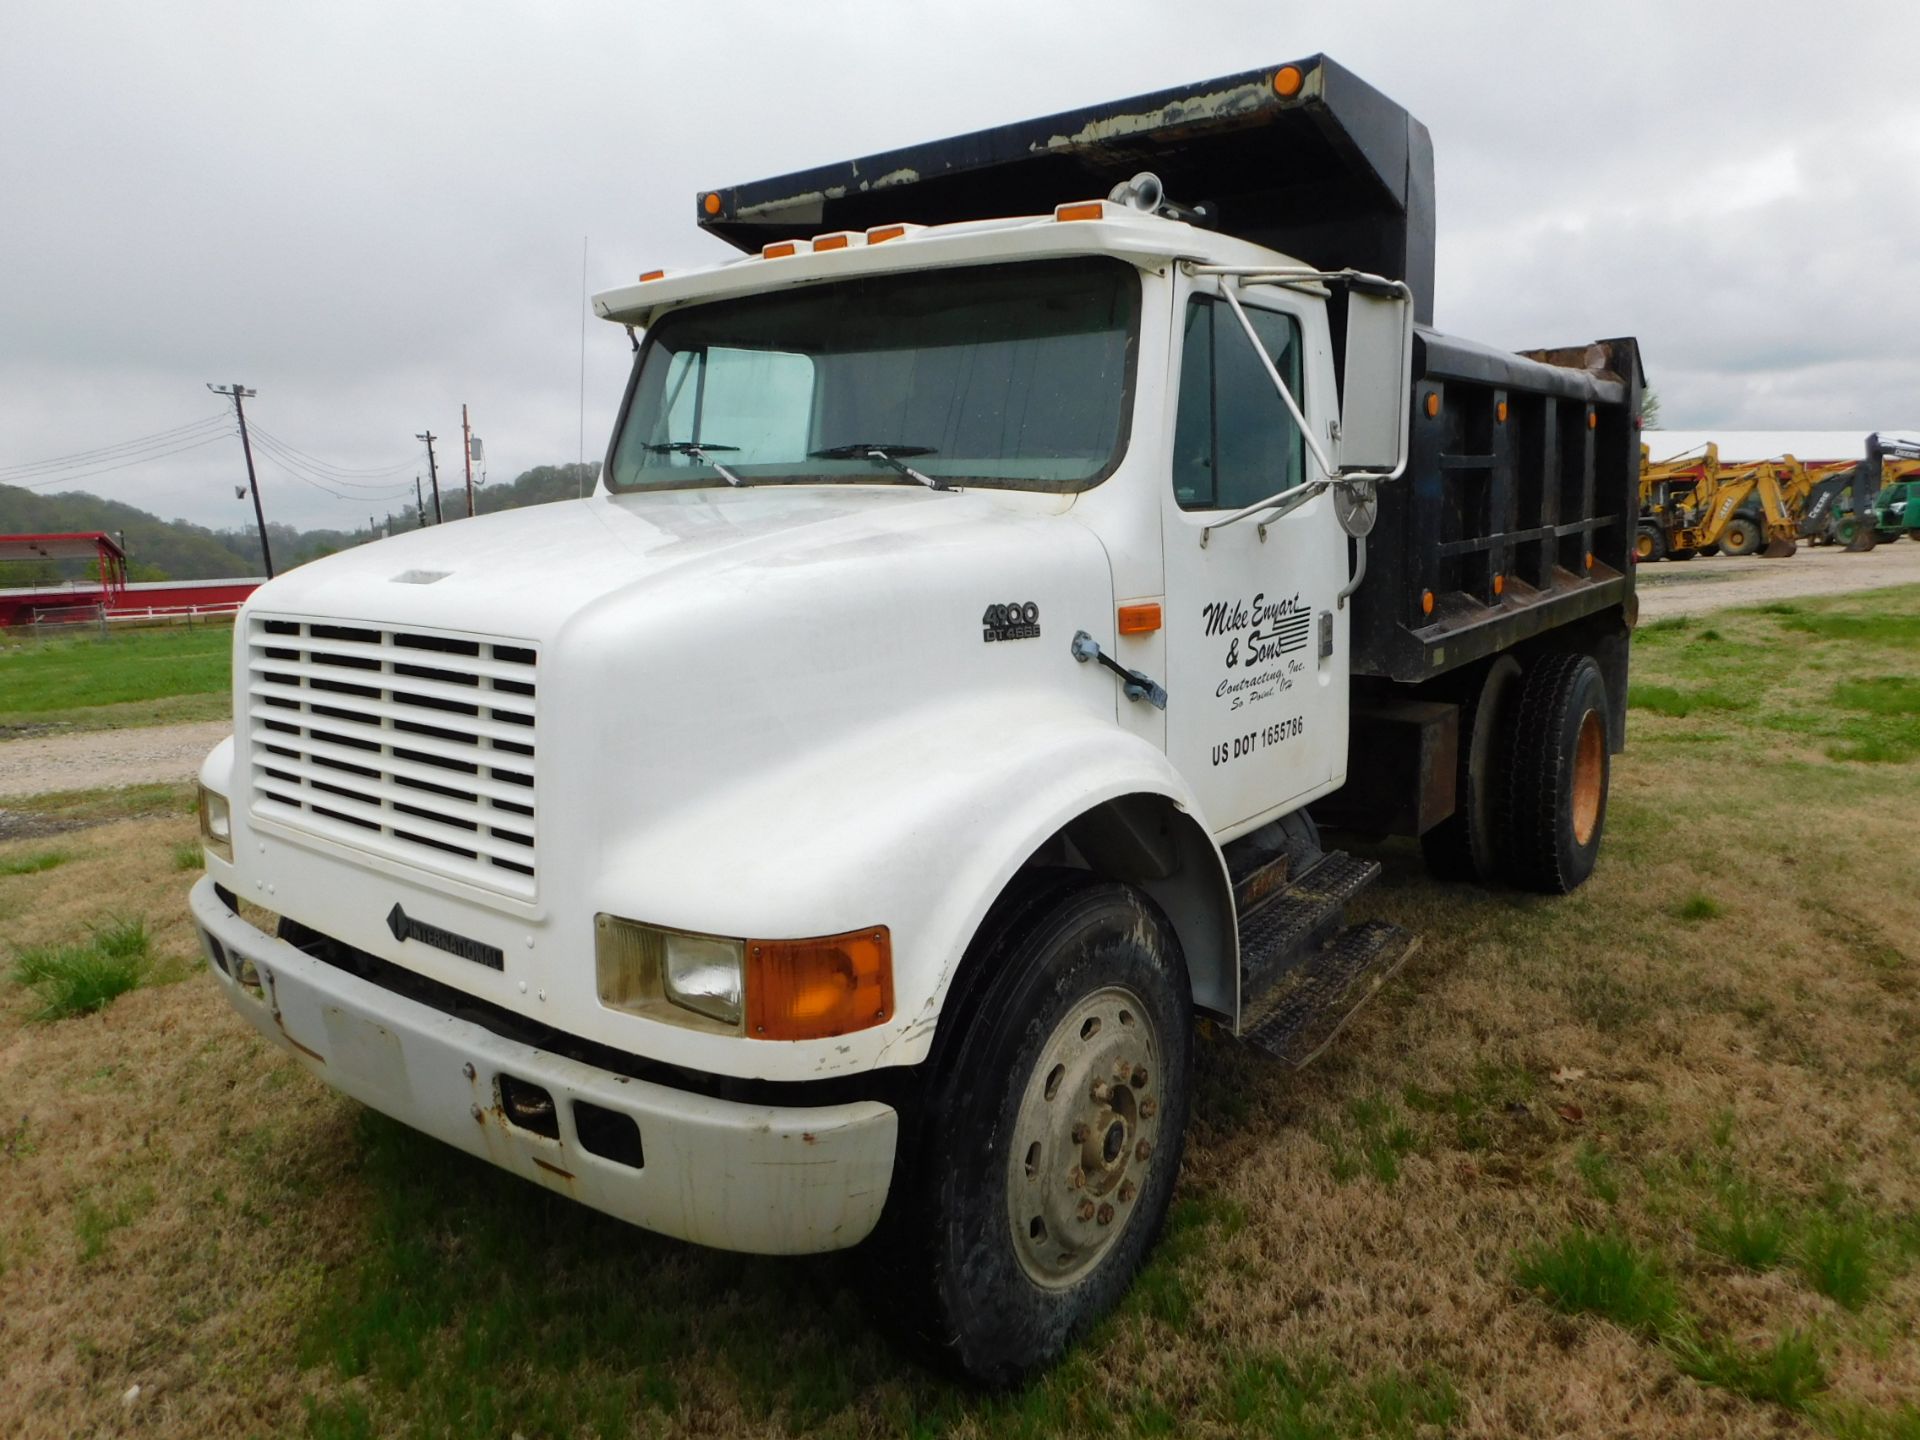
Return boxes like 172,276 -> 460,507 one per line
867,224 -> 907,244
761,240 -> 800,259
638,269 -> 665,283
747,928 -> 893,1041
1055,201 -> 1106,222
1421,590 -> 1435,616
1425,392 -> 1441,418
1585,552 -> 1596,571
1493,574 -> 1505,597
812,233 -> 852,251
1118,602 -> 1163,635
1496,401 -> 1509,424
702,192 -> 723,215
1272,65 -> 1304,97
1588,410 -> 1598,430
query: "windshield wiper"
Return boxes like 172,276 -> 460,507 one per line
646,441 -> 745,487
808,442 -> 950,491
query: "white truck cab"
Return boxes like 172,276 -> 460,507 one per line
190,58 -> 1641,1383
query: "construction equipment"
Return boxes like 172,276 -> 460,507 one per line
1637,443 -> 1798,560
1870,434 -> 1920,541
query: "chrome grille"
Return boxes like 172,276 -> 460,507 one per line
246,616 -> 538,899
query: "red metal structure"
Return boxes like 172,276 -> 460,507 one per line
0,531 -> 262,628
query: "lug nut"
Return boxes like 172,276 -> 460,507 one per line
1135,1139 -> 1153,1161
1091,1081 -> 1112,1103
1140,1097 -> 1158,1118
1077,1199 -> 1096,1222
1119,1181 -> 1136,1203
1114,1057 -> 1132,1079
1131,1066 -> 1149,1088
1068,1166 -> 1086,1190
1097,1203 -> 1115,1226
1071,1123 -> 1089,1144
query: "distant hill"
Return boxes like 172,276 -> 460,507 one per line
0,462 -> 600,584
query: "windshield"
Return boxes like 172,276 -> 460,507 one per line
607,257 -> 1139,493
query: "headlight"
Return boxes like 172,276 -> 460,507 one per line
595,915 -> 892,1039
197,784 -> 233,863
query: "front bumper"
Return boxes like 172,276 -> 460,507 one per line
189,877 -> 897,1254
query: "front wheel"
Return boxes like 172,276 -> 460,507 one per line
865,879 -> 1192,1386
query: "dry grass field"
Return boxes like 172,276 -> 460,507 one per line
2,587 -> 1919,1439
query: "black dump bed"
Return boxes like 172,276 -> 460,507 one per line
700,58 -> 1641,688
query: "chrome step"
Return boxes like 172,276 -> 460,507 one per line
1236,850 -> 1379,998
1240,919 -> 1421,1069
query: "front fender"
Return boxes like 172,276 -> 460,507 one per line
596,689 -> 1226,1076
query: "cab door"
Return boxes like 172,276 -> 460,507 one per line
1160,282 -> 1350,836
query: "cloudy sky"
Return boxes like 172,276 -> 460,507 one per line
3,0 -> 1917,534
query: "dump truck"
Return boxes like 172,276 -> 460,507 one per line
188,58 -> 1641,1383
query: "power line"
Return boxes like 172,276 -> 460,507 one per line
0,414 -> 232,480
249,445 -> 414,502
248,432 -> 423,494
245,422 -> 422,480
209,382 -> 274,580
7,430 -> 236,489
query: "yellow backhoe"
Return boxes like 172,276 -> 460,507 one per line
1637,443 -> 1798,560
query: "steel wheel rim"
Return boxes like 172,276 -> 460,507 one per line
1571,710 -> 1605,846
1006,984 -> 1163,1288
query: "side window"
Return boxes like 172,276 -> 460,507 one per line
1172,297 -> 1306,511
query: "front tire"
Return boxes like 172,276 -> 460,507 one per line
866,880 -> 1192,1386
1497,652 -> 1611,894
1719,516 -> 1763,557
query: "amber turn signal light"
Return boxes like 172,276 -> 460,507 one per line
747,928 -> 893,1040
1117,602 -> 1162,634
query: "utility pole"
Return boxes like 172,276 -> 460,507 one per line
461,404 -> 476,518
415,476 -> 427,529
208,382 -> 274,578
416,431 -> 443,524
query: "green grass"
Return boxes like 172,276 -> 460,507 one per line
0,850 -> 69,877
8,917 -> 151,1020
1514,1228 -> 1679,1336
1673,892 -> 1721,922
172,840 -> 205,872
1670,1328 -> 1827,1411
1833,676 -> 1920,716
1697,1183 -> 1790,1271
1323,1092 -> 1423,1184
1796,1213 -> 1882,1310
1575,1143 -> 1622,1205
1217,1352 -> 1460,1438
0,624 -> 231,732
1628,684 -> 1750,718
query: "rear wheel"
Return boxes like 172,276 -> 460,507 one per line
1422,655 -> 1520,883
1497,652 -> 1610,894
864,880 -> 1192,1387
1719,516 -> 1763,557
1634,525 -> 1667,563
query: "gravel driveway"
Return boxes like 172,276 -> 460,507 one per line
1635,538 -> 1920,619
0,719 -> 231,800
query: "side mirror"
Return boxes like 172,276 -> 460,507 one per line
1335,285 -> 1414,476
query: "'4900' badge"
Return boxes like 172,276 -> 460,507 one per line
982,601 -> 1040,643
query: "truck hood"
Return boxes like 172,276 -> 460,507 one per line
246,485 -> 1084,641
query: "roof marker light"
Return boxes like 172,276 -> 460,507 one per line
761,240 -> 802,259
638,269 -> 665,283
1055,201 -> 1107,223
867,224 -> 908,244
812,232 -> 856,252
